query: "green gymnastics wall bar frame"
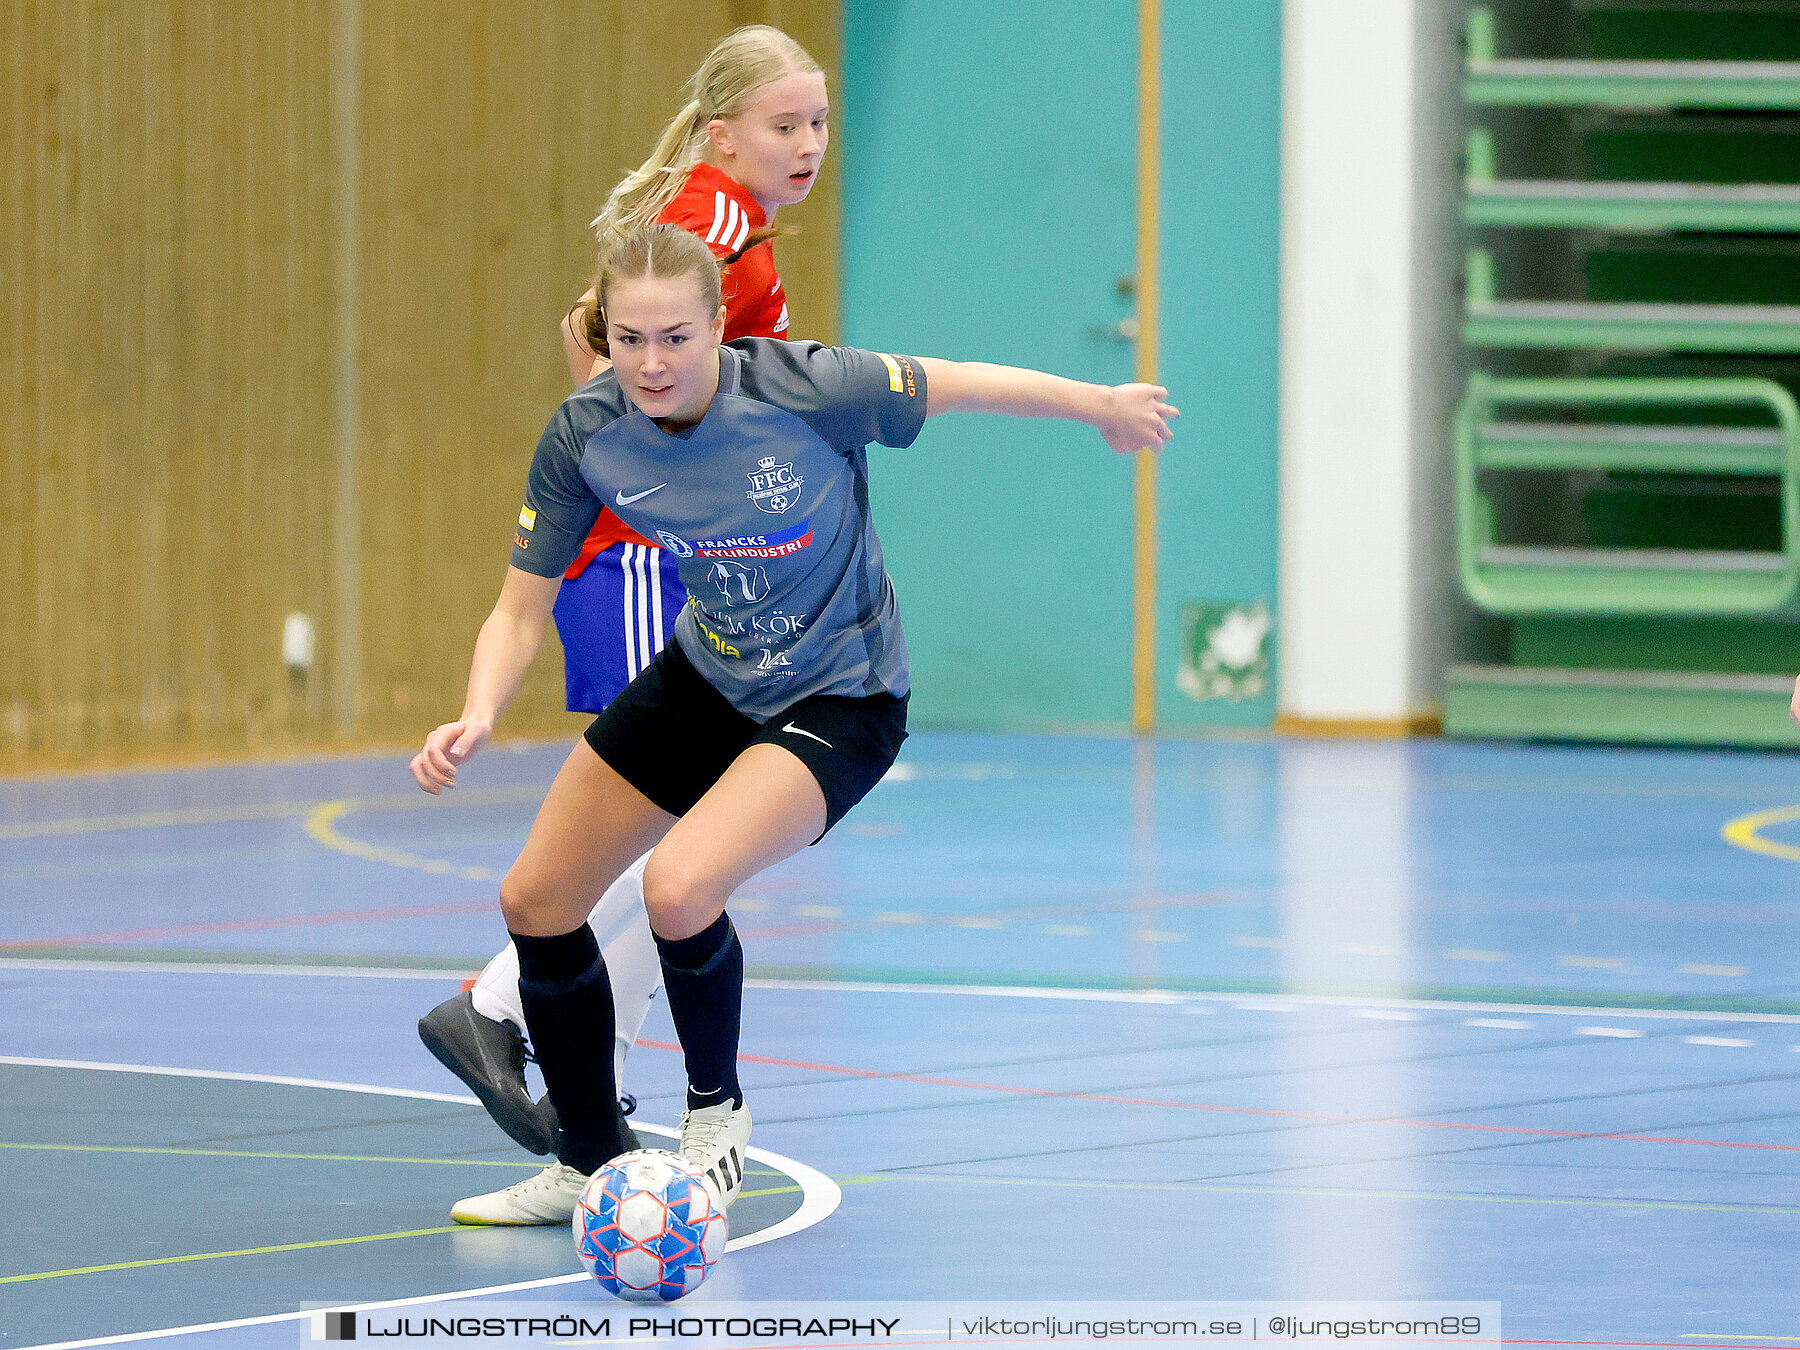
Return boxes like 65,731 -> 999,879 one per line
1455,373 -> 1800,615
1463,249 -> 1800,351
1443,663 -> 1800,746
1448,8 -> 1800,748
1462,129 -> 1800,233
1463,8 -> 1800,110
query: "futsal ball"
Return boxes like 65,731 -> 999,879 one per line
573,1149 -> 729,1301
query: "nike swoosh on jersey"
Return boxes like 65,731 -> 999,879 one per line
616,484 -> 667,505
783,723 -> 832,749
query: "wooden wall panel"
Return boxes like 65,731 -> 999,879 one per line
1,1 -> 339,770
1,0 -> 841,770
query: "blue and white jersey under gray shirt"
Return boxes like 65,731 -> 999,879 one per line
511,338 -> 929,721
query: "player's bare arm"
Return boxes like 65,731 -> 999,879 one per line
915,357 -> 1179,455
411,565 -> 561,794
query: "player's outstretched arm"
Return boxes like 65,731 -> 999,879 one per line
915,357 -> 1179,455
1791,674 -> 1800,726
411,566 -> 561,794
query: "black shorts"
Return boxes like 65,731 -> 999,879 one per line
583,639 -> 908,839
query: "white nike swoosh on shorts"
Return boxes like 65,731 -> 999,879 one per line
616,484 -> 667,505
783,723 -> 833,749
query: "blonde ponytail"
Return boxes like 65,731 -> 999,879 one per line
589,99 -> 711,257
590,25 -> 824,255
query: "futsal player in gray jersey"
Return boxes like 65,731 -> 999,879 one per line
412,223 -> 1176,1224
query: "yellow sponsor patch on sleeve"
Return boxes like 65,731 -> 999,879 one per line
876,352 -> 905,394
518,505 -> 537,530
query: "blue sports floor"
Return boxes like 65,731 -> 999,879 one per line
1,733 -> 1797,1347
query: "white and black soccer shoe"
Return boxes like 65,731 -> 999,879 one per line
677,1100 -> 752,1206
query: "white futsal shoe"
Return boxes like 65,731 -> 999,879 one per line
679,1100 -> 752,1206
450,1161 -> 590,1225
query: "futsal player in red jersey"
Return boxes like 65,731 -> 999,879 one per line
417,26 -> 834,1224
552,62 -> 813,663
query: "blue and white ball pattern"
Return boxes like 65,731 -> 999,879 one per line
573,1150 -> 729,1301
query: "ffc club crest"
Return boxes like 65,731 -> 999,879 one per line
746,457 -> 803,514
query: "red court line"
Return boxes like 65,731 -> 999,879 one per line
746,1344 -> 1484,1350
634,1040 -> 1798,1154
730,1346 -> 1785,1350
0,901 -> 495,951
745,1343 -> 1499,1350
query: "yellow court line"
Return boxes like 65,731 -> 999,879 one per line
303,787 -> 550,880
0,1141 -> 542,1168
0,788 -> 516,886
0,801 -> 313,842
1721,804 -> 1800,863
0,1175 -> 881,1286
734,1176 -> 883,1202
893,1171 -> 1800,1218
304,800 -> 501,881
0,784 -> 537,882
0,1225 -> 465,1285
1,786 -> 541,844
1129,0 -> 1162,734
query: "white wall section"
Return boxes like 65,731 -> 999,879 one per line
1279,0 -> 1461,722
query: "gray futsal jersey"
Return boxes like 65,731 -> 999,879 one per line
511,338 -> 928,720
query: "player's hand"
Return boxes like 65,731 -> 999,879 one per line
1791,675 -> 1800,727
411,719 -> 492,794
1098,384 -> 1179,455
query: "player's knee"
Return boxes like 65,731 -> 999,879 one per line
641,851 -> 726,939
498,869 -> 558,935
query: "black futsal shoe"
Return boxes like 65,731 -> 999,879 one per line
418,991 -> 558,1156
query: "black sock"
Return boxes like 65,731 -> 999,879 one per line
512,926 -> 634,1173
653,913 -> 744,1111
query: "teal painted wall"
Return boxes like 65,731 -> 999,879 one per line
1155,6 -> 1283,728
841,1 -> 1281,730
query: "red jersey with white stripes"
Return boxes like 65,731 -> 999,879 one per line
567,162 -> 791,573
666,162 -> 791,342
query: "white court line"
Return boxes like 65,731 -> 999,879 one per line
746,979 -> 1800,1024
0,1055 -> 481,1105
9,1061 -> 841,1350
5,958 -> 1799,1022
25,1274 -> 594,1350
0,958 -> 475,980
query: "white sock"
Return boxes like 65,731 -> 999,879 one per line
469,850 -> 661,1088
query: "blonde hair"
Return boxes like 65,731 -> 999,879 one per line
581,224 -> 724,357
589,25 -> 824,256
